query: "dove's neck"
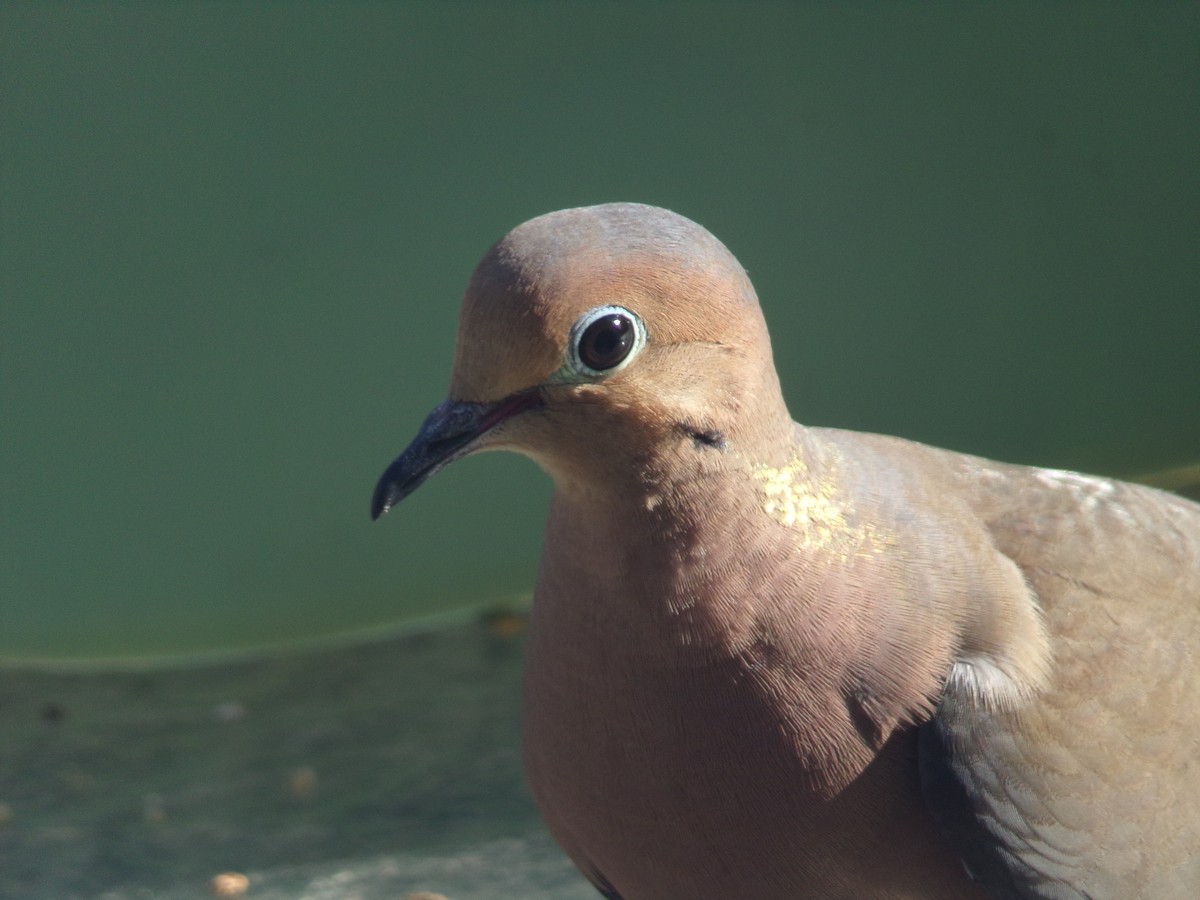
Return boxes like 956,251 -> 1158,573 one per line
533,424 -> 884,663
531,421 -> 1050,720
527,424 -> 960,793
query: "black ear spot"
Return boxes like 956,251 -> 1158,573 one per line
683,425 -> 727,451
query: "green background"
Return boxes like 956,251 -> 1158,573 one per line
3,3 -> 1197,659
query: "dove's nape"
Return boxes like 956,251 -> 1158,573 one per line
372,203 -> 1200,899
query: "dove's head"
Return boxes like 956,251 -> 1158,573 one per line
372,203 -> 792,518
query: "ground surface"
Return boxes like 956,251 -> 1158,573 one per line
0,619 -> 595,899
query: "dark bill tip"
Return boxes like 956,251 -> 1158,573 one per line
370,391 -> 542,520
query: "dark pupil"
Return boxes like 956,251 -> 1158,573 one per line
579,315 -> 633,371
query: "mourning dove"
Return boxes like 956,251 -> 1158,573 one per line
371,203 -> 1200,899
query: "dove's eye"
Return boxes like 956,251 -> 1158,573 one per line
568,305 -> 646,378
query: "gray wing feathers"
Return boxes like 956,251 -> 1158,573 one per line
921,475 -> 1200,899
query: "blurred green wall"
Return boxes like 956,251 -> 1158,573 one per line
2,3 -> 1197,662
